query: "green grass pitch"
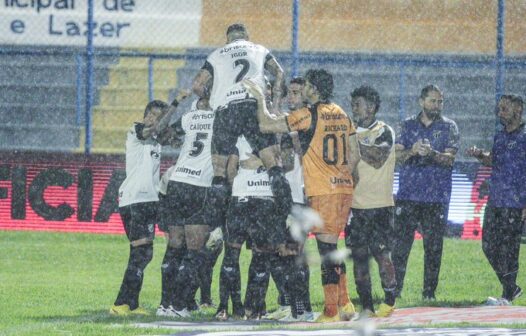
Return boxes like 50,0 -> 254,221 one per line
0,230 -> 524,335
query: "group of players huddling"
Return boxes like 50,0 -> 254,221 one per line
108,22 -> 523,323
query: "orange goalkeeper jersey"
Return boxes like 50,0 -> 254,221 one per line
286,102 -> 356,196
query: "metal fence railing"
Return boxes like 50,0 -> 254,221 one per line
0,0 -> 523,154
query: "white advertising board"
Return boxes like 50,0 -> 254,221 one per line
0,0 -> 202,47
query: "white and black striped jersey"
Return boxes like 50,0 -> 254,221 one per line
118,125 -> 162,207
202,39 -> 275,110
232,136 -> 273,198
169,99 -> 214,187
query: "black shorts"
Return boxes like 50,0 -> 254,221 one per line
212,99 -> 278,156
119,201 -> 158,242
225,196 -> 287,249
159,181 -> 207,231
345,207 -> 394,255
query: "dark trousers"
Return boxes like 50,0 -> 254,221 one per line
392,200 -> 447,297
482,206 -> 523,298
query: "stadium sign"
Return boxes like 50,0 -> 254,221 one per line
0,152 -> 171,234
0,152 -> 490,238
0,0 -> 201,47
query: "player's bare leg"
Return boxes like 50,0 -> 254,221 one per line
212,154 -> 229,180
258,144 -> 282,170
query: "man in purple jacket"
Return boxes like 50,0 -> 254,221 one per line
467,94 -> 525,305
392,84 -> 459,301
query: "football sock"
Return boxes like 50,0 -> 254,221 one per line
160,246 -> 186,307
219,245 -> 241,310
245,252 -> 270,315
269,253 -> 289,306
115,243 -> 153,310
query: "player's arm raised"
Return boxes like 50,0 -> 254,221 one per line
264,57 -> 285,115
156,89 -> 191,133
243,79 -> 289,134
141,89 -> 190,139
192,68 -> 212,98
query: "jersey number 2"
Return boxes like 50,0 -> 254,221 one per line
234,59 -> 250,83
189,132 -> 208,157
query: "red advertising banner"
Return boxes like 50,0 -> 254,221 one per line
0,152 -> 489,239
0,152 -> 171,234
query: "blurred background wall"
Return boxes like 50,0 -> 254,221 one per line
0,0 -> 524,236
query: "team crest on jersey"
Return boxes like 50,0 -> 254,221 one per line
507,140 -> 517,149
150,150 -> 160,160
360,136 -> 371,145
433,130 -> 442,139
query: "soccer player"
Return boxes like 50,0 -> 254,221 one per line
392,84 -> 459,301
265,77 -> 313,322
466,94 -> 525,305
110,92 -> 188,316
160,166 -> 223,312
215,79 -> 277,321
156,96 -> 216,318
243,69 -> 360,323
346,86 -> 397,317
215,135 -> 287,321
198,231 -> 223,308
192,23 -> 292,232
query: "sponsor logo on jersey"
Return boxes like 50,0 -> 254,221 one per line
175,166 -> 202,176
191,113 -> 214,120
227,88 -> 247,97
330,177 -> 353,185
247,179 -> 270,187
320,113 -> 345,120
219,44 -> 251,54
289,114 -> 310,128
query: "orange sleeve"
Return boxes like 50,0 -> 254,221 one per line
286,107 -> 311,132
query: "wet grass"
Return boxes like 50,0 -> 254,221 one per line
0,230 -> 524,335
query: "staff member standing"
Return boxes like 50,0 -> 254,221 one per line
392,84 -> 459,301
467,94 -> 525,305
